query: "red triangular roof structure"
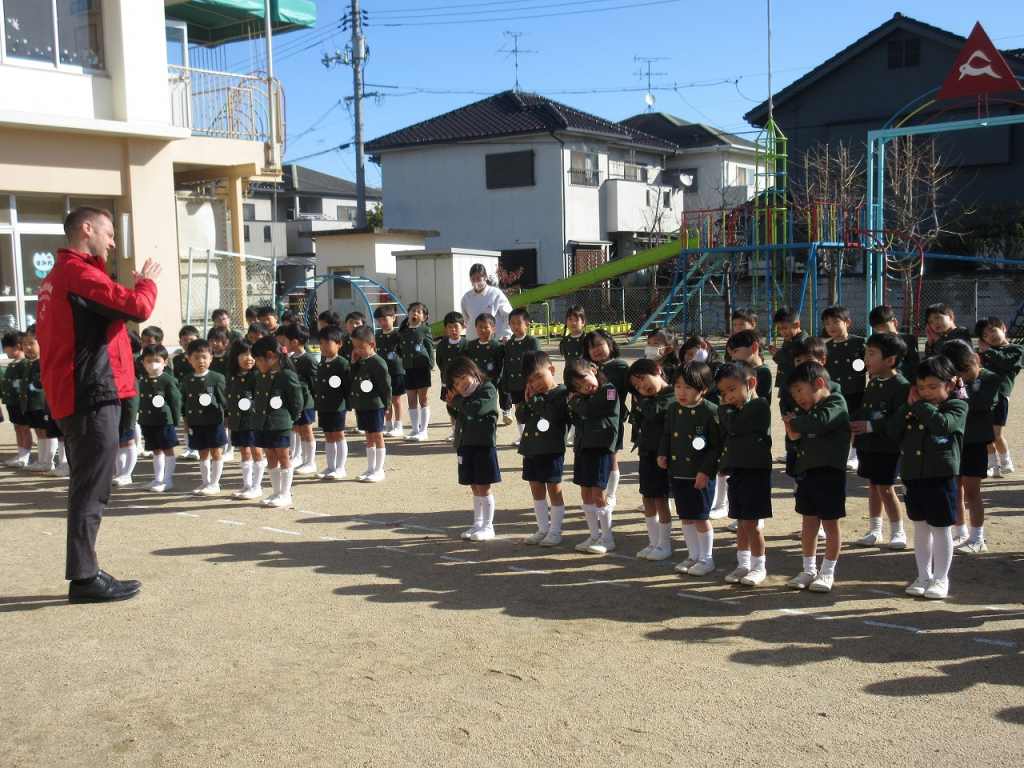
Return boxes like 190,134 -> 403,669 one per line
937,22 -> 1022,100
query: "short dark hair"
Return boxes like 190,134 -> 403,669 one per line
186,339 -> 211,356
372,305 -> 396,319
2,330 -> 25,349
24,323 -> 37,337
469,263 -> 488,280
726,329 -> 763,351
786,360 -> 831,391
318,325 -> 345,344
283,323 -> 310,345
247,322 -> 269,338
627,358 -> 665,396
925,303 -> 955,320
938,339 -> 976,372
319,310 -> 342,326
716,360 -> 756,386
583,328 -> 620,361
227,339 -> 254,375
475,313 -> 496,328
127,329 -> 143,355
672,360 -> 714,392
444,356 -> 487,389
731,307 -> 758,326
141,326 -> 164,343
868,305 -> 897,327
211,308 -> 230,322
142,343 -> 169,362
178,325 -> 199,339
351,325 -> 375,344
64,206 -> 112,238
510,306 -> 530,323
865,332 -> 907,366
345,311 -> 367,324
245,305 -> 260,322
251,336 -> 296,371
443,311 -> 465,327
975,316 -> 1005,337
280,310 -> 301,326
773,306 -> 800,325
256,305 -> 277,319
564,358 -> 607,392
521,350 -> 553,379
822,305 -> 851,323
916,354 -> 957,383
680,334 -> 721,364
207,326 -> 229,342
791,335 -> 827,363
565,305 -> 586,323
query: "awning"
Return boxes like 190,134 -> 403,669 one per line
164,0 -> 317,46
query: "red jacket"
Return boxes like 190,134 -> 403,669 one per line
37,248 -> 157,420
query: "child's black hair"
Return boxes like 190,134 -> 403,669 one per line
372,305 -> 396,320
680,334 -> 721,364
256,305 -> 277,319
279,310 -> 300,326
565,305 -> 586,323
178,325 -> 200,339
245,305 -> 261,322
583,328 -> 620,361
251,335 -> 296,371
186,338 -> 211,356
772,306 -> 800,325
716,359 -> 756,386
916,354 -> 957,383
319,309 -> 342,326
475,313 -> 496,328
646,328 -> 681,369
227,339 -> 254,375
974,316 -> 1005,338
627,358 -> 666,396
443,311 -> 465,327
564,358 -> 607,393
207,326 -> 229,342
247,322 -> 269,339
141,325 -> 164,343
672,360 -> 713,392
868,305 -> 897,328
785,360 -> 831,391
142,343 -> 169,362
212,308 -> 230,322
2,330 -> 25,349
732,307 -> 758,327
127,329 -> 143,355
509,306 -> 531,323
521,350 -> 553,380
444,356 -> 488,389
865,332 -> 907,366
400,302 -> 429,332
791,335 -> 827,363
283,323 -> 310,345
727,329 -> 763,352
345,311 -> 367,325
925,303 -> 955,320
822,305 -> 851,323
351,325 -> 376,344
938,339 -> 977,373
318,325 -> 345,344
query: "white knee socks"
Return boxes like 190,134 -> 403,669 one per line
200,459 -> 211,486
479,494 -> 495,532
252,459 -> 265,490
645,515 -> 660,546
549,505 -> 565,536
712,476 -> 728,508
122,444 -> 138,479
152,453 -> 166,484
302,440 -> 316,466
366,446 -> 377,475
374,446 -> 386,473
914,521 -> 933,582
409,407 -> 421,435
932,525 -> 953,582
241,459 -> 253,489
325,442 -> 337,471
606,470 -> 620,505
582,503 -> 599,539
596,505 -> 613,540
420,407 -> 431,438
211,459 -> 223,486
164,455 -> 176,484
681,522 -> 699,559
533,499 -> 549,533
697,528 -> 714,563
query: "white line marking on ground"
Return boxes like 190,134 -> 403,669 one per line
985,606 -> 1024,613
973,637 -> 1017,648
320,536 -> 346,541
439,555 -> 477,563
41,531 -> 52,536
866,589 -> 897,596
779,608 -> 806,615
262,526 -> 301,536
376,545 -> 407,553
863,620 -> 920,633
508,566 -> 550,575
586,578 -> 630,588
173,512 -> 200,518
678,592 -> 741,606
216,519 -> 245,526
298,509 -> 331,517
400,523 -> 446,534
126,505 -> 150,509
351,517 -> 387,526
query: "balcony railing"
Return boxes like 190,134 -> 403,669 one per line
569,167 -> 601,187
168,65 -> 283,144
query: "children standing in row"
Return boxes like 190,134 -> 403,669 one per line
628,358 -> 675,561
436,312 -> 468,441
821,305 -> 866,472
138,344 -> 181,493
179,339 -> 228,495
582,329 -> 628,509
251,335 -> 303,507
401,302 -> 435,442
314,325 -> 349,480
976,316 -> 1022,477
348,325 -> 392,482
374,305 -> 406,438
503,307 -> 542,446
285,323 -> 319,474
2,331 -> 32,468
225,338 -> 265,499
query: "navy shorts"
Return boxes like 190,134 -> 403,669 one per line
857,450 -> 900,485
615,424 -> 625,452
119,429 -> 135,444
457,444 -> 501,486
6,404 -> 26,425
294,407 -> 316,427
188,422 -> 227,451
785,448 -> 797,478
141,424 -> 179,451
230,429 -> 257,447
794,467 -> 847,520
356,408 -> 385,433
318,410 -> 346,433
390,373 -> 407,397
572,448 -> 613,489
405,367 -> 431,390
45,415 -> 63,439
959,441 -> 989,479
25,409 -> 46,430
671,477 -> 715,520
993,394 -> 1009,427
638,454 -> 670,498
256,431 -> 291,449
843,391 -> 864,417
508,390 -> 525,406
522,453 -> 565,484
903,476 -> 957,527
726,467 -> 773,520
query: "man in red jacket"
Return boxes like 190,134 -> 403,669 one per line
37,207 -> 161,603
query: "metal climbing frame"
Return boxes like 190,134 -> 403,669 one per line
281,274 -> 407,330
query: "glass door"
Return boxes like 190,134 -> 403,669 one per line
0,234 -> 17,332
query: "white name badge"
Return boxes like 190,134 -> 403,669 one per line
537,418 -> 550,432
238,397 -> 251,411
852,359 -> 866,372
360,379 -> 374,393
199,393 -> 212,406
329,375 -> 342,389
692,436 -> 707,450
270,396 -> 283,410
414,344 -> 422,352
152,395 -> 165,408
387,351 -> 396,360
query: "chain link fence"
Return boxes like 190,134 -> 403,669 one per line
180,248 -> 276,334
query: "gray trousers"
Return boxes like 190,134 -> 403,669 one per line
57,402 -> 120,581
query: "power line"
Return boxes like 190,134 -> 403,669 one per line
376,0 -> 686,26
372,0 -> 656,19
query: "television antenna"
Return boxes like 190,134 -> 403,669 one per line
634,56 -> 668,111
499,31 -> 536,92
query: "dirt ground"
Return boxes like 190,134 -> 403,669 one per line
2,341 -> 1023,767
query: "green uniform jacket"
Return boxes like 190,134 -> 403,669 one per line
225,370 -> 257,432
566,381 -> 620,453
291,350 -> 318,411
451,380 -> 499,450
2,358 -> 25,407
900,333 -> 921,381
787,392 -> 852,474
558,334 -> 586,365
119,388 -> 140,433
703,360 -> 725,405
19,358 -> 46,413
755,364 -> 773,401
825,335 -> 867,395
209,354 -> 229,377
632,387 -> 675,457
772,330 -> 807,387
340,336 -> 355,363
595,358 -> 630,430
180,371 -> 228,426
980,343 -> 1023,399
436,337 -> 468,380
659,399 -> 721,479
315,356 -> 350,413
400,325 -> 435,371
501,335 -> 542,393
924,327 -> 971,358
888,398 -> 968,480
854,374 -> 911,454
781,380 -> 843,449
717,396 -> 773,472
138,372 -> 182,427
227,329 -> 243,344
346,353 -> 392,411
171,352 -> 193,381
466,339 -> 504,383
516,384 -> 570,458
962,370 -> 1000,445
375,328 -> 405,377
252,368 -> 304,436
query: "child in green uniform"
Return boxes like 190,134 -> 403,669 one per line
503,307 -> 542,446
174,325 -> 200,460
400,302 -> 435,441
922,303 -> 971,359
869,305 -> 920,382
446,357 -> 501,541
141,325 -> 164,348
314,325 -> 350,480
341,311 -> 365,363
138,344 -> 181,493
850,333 -> 911,550
19,326 -> 59,472
436,311 -> 468,441
565,358 -> 621,555
822,305 -> 866,471
888,356 -> 968,600
111,370 -> 141,485
558,305 -> 587,366
659,361 -> 721,577
181,339 -> 228,495
716,360 -> 773,586
212,308 -> 243,344
628,358 -> 676,562
251,335 -> 304,508
374,305 -> 406,437
767,306 -> 807,463
941,340 -> 1000,555
731,307 -> 758,335
348,326 -> 392,482
582,328 -> 629,508
518,350 -> 570,546
466,313 -> 504,391
976,315 -> 1022,477
225,339 -> 265,500
284,323 -> 319,474
2,331 -> 33,468
207,325 -> 233,461
782,362 -> 852,593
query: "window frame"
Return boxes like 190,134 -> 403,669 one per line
1,0 -> 108,74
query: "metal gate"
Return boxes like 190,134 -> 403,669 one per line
181,248 -> 276,333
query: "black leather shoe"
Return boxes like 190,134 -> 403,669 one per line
98,570 -> 141,590
68,571 -> 140,603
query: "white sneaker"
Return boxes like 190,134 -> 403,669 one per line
905,578 -> 928,597
139,450 -> 153,459
364,471 -> 385,483
687,560 -> 715,577
523,530 -> 547,545
49,465 -> 70,478
230,487 -> 247,498
787,570 -> 816,590
195,484 -> 220,496
775,453 -> 788,463
575,536 -> 600,553
461,525 -> 481,540
539,532 -> 562,547
674,556 -> 698,573
356,470 -> 372,482
709,503 -> 729,520
294,462 -> 317,475
326,468 -> 347,480
469,526 -> 495,542
143,479 -> 163,490
955,538 -> 987,554
845,457 -> 859,472
111,475 -> 133,486
637,544 -> 656,560
5,456 -> 28,467
951,532 -> 969,548
385,427 -> 405,438
923,578 -> 949,599
406,432 -> 426,442
180,449 -> 199,460
501,410 -> 513,426
223,450 -> 235,462
265,493 -> 293,509
586,537 -> 616,554
740,568 -> 767,586
149,483 -> 174,493
857,530 -> 884,547
511,438 -> 521,447
239,486 -> 264,500
26,461 -> 52,471
647,544 -> 672,561
725,520 -> 739,532
987,465 -> 1002,479
809,573 -> 834,592
888,530 -> 908,550
724,566 -> 749,583
816,524 -> 826,541
1000,458 -> 1014,474
445,433 -> 455,442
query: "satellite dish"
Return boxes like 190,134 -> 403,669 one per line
645,91 -> 656,106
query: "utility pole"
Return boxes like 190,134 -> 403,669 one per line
351,0 -> 367,227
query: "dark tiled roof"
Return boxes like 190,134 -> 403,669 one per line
619,112 -> 756,150
279,164 -> 381,198
366,91 -> 678,153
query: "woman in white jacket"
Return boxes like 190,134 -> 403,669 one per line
461,264 -> 513,342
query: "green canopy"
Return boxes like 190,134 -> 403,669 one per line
164,0 -> 317,45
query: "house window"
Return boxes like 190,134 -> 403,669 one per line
663,190 -> 672,209
736,167 -> 749,186
609,161 -> 648,182
499,248 -> 538,287
242,203 -> 256,221
243,225 -> 250,243
888,37 -> 920,69
485,150 -> 535,189
2,0 -> 106,71
330,267 -> 354,300
337,205 -> 357,223
569,151 -> 600,187
263,225 -> 272,243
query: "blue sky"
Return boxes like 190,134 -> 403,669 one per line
223,1 -> 1023,188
